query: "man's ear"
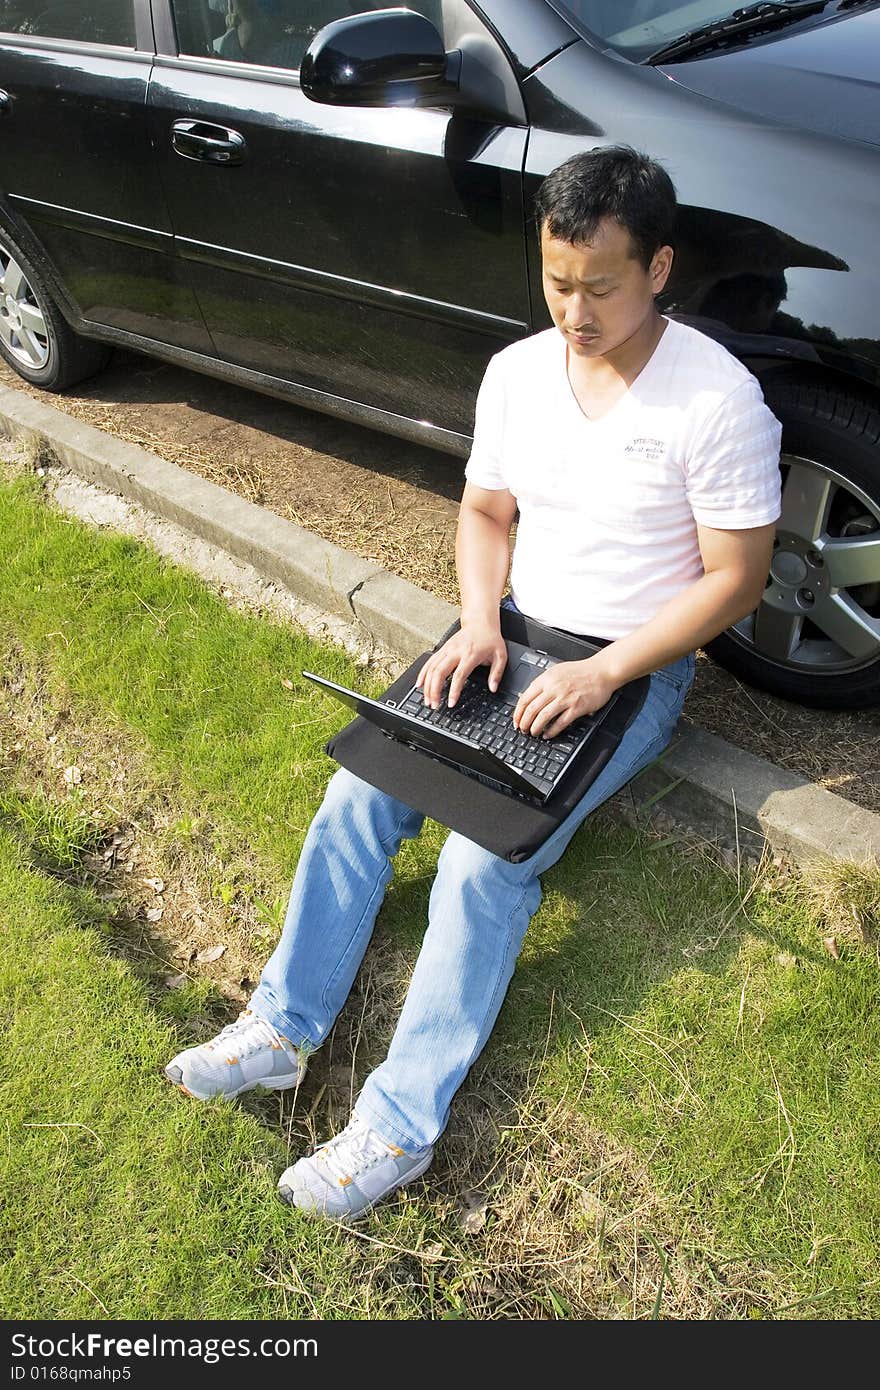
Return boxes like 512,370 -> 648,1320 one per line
651,245 -> 674,295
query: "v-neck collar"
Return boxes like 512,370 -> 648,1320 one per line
561,316 -> 672,428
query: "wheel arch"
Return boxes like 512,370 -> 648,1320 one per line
745,355 -> 880,421
705,363 -> 880,708
0,196 -> 96,340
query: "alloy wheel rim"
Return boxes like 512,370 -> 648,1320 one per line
0,249 -> 50,370
729,453 -> 880,675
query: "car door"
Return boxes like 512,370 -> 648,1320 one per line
146,0 -> 533,448
0,0 -> 213,352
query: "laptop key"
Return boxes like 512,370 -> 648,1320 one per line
390,666 -> 604,798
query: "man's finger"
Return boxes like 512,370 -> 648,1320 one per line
487,647 -> 508,693
529,698 -> 563,737
526,708 -> 551,736
446,674 -> 463,708
540,709 -> 573,739
448,656 -> 478,707
426,651 -> 461,707
513,696 -> 533,731
514,688 -> 547,733
424,664 -> 447,708
419,658 -> 440,702
513,677 -> 542,723
419,657 -> 441,706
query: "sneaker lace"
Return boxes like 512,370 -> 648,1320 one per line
318,1117 -> 393,1183
208,1010 -> 294,1061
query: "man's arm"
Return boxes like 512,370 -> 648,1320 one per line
417,481 -> 518,708
514,521 -> 776,737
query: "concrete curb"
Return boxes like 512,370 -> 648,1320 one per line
627,722 -> 880,865
2,383 -> 878,870
0,383 -> 457,650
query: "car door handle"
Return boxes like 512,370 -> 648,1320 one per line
0,90 -> 12,116
171,120 -> 246,166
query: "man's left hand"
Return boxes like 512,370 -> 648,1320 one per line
513,657 -> 618,738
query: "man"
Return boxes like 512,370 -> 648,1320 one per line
211,0 -> 296,66
165,147 -> 781,1221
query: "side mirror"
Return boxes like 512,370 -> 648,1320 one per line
300,8 -> 461,108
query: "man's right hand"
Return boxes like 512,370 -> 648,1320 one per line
415,620 -> 508,710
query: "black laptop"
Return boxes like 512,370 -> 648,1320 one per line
303,634 -> 624,805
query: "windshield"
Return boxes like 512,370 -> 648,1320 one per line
553,0 -> 828,61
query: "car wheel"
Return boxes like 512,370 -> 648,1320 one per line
705,374 -> 880,709
0,229 -> 110,390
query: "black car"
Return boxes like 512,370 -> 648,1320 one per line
1,1 -> 879,707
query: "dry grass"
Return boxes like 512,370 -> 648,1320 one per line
281,481 -> 461,601
791,854 -> 880,949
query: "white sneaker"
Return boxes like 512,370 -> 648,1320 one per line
164,1009 -> 306,1100
278,1114 -> 434,1222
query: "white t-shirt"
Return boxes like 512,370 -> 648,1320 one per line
465,318 -> 782,640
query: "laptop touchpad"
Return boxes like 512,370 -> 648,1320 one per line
503,649 -> 557,699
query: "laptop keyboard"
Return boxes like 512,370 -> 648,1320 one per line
397,678 -> 592,793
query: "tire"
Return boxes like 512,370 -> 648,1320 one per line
705,373 -> 880,709
0,228 -> 110,390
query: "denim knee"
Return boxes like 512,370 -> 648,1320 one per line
319,766 -> 375,816
318,767 -> 422,850
434,831 -> 543,924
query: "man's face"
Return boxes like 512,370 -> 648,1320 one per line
540,218 -> 673,359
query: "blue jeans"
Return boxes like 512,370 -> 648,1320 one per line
251,651 -> 694,1153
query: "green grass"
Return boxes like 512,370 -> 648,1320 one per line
1,466 -> 880,1319
0,821 -> 296,1320
0,470 -> 358,874
0,784 -> 104,870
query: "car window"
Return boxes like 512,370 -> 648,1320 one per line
555,1 -> 777,59
0,0 -> 135,45
170,1 -> 444,73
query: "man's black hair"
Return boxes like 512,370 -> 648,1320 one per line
533,146 -> 676,270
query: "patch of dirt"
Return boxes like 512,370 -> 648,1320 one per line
3,348 -> 879,814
